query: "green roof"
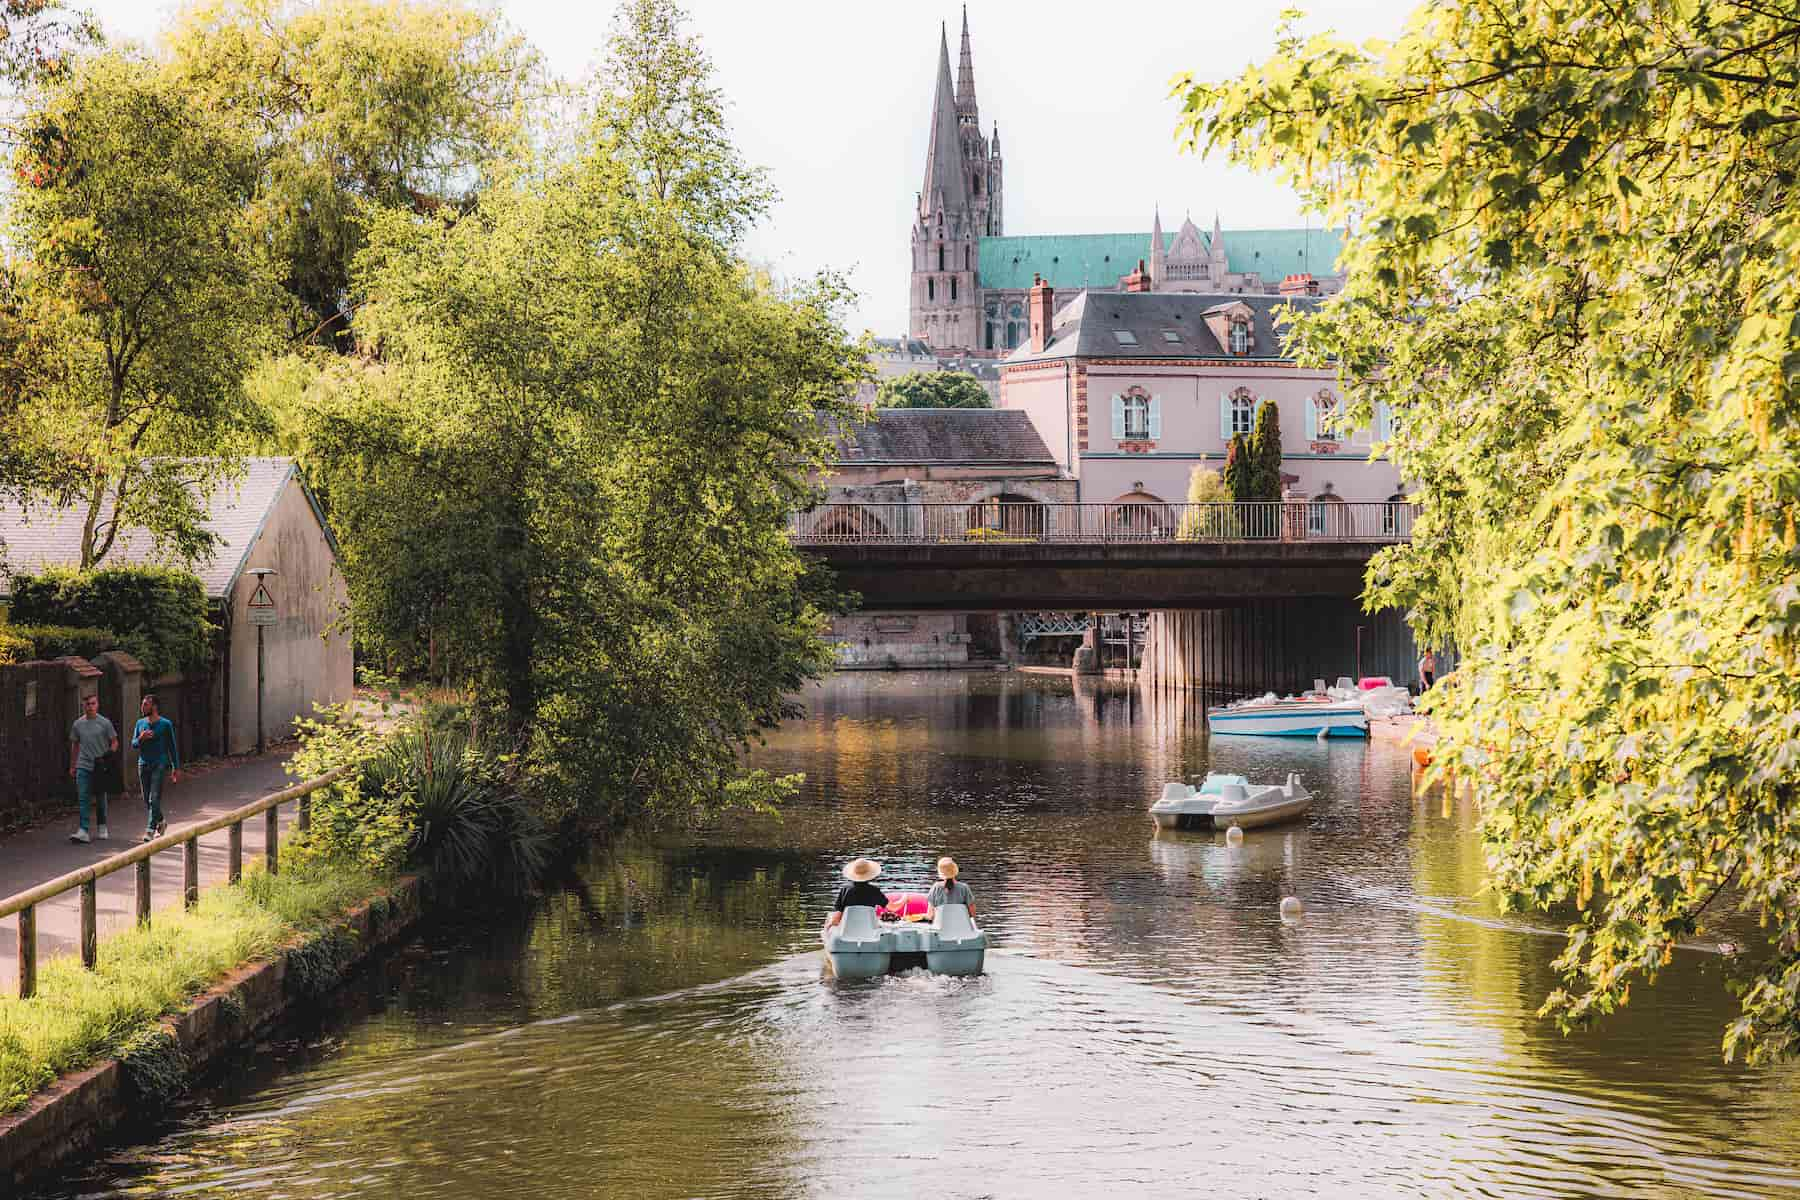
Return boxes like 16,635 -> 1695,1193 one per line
976,228 -> 1345,292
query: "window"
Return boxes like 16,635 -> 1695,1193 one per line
1230,389 -> 1256,436
1310,391 -> 1340,440
928,278 -> 935,302
1005,321 -> 1019,348
951,277 -> 958,301
972,174 -> 981,196
1382,493 -> 1404,536
1229,320 -> 1249,354
965,246 -> 972,270
1008,302 -> 1024,319
1112,329 -> 1138,346
938,246 -> 945,271
1160,330 -> 1182,343
1113,390 -> 1160,442
986,323 -> 997,350
1122,393 -> 1150,439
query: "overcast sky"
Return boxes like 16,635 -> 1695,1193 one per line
84,0 -> 1417,336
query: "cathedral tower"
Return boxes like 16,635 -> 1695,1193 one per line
910,10 -> 1001,350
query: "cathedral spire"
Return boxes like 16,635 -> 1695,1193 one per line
956,6 -> 979,126
1150,206 -> 1166,286
921,23 -> 971,217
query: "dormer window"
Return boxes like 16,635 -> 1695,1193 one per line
1229,320 -> 1249,354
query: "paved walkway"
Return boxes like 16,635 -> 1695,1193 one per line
0,750 -> 300,994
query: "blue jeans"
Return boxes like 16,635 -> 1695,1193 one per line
75,767 -> 108,832
139,762 -> 168,833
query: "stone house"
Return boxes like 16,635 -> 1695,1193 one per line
0,457 -> 353,757
805,408 -> 1076,666
997,277 -> 1404,515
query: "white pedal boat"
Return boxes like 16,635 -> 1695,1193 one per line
821,904 -> 986,980
1150,772 -> 1312,831
1206,698 -> 1368,738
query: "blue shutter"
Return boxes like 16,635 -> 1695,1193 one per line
1219,393 -> 1231,441
1147,396 -> 1162,440
1304,397 -> 1318,440
1111,395 -> 1126,439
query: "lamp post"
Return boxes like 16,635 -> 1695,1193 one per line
246,568 -> 277,753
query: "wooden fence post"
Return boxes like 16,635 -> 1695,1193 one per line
135,859 -> 151,926
80,878 -> 97,969
265,805 -> 279,875
229,821 -> 242,884
18,906 -> 36,999
184,839 -> 199,909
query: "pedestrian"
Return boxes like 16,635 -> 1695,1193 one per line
67,692 -> 119,844
1418,648 -> 1438,693
132,694 -> 180,843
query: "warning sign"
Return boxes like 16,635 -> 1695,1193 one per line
247,581 -> 277,627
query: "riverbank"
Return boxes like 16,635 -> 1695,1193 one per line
0,868 -> 424,1192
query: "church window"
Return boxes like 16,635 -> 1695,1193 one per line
928,279 -> 936,302
986,323 -> 997,350
965,246 -> 971,270
972,174 -> 981,196
938,246 -> 945,271
1006,321 -> 1020,348
951,278 -> 958,301
1229,320 -> 1249,354
1229,389 -> 1256,436
1008,303 -> 1023,319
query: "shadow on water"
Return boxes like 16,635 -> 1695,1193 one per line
28,671 -> 1800,1200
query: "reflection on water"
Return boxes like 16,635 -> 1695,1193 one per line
33,672 -> 1800,1199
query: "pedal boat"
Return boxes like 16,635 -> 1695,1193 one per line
1150,772 -> 1312,831
1206,698 -> 1368,738
821,903 -> 986,980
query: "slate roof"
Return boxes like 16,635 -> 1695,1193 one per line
1004,291 -> 1322,365
977,229 -> 1345,293
0,458 -> 333,601
827,409 -> 1054,464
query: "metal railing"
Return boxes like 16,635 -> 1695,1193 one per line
1,765 -> 351,999
790,501 -> 1416,545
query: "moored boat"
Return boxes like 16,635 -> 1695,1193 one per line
1206,697 -> 1369,738
1150,771 -> 1313,831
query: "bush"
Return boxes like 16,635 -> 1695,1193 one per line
0,623 -> 149,665
8,566 -> 214,679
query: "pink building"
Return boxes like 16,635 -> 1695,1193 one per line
998,277 -> 1402,511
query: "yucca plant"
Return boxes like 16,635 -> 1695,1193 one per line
372,725 -> 550,892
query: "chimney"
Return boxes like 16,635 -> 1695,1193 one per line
1028,273 -> 1054,352
1280,273 -> 1319,297
1124,259 -> 1152,293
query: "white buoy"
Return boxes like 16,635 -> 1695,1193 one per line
1280,896 -> 1305,920
1225,825 -> 1244,846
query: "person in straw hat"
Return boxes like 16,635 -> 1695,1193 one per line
822,857 -> 888,937
927,857 -> 977,925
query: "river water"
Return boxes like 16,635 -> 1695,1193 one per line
32,672 -> 1800,1199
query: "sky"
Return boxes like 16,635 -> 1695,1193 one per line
82,0 -> 1418,336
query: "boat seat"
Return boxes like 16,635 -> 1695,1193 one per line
835,905 -> 884,948
932,903 -> 982,947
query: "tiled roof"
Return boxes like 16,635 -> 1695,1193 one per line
977,229 -> 1345,292
1003,291 -> 1321,365
826,409 -> 1054,464
0,458 -> 324,600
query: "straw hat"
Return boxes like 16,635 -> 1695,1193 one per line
842,857 -> 882,882
936,857 -> 959,880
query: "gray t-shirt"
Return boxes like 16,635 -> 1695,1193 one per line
70,714 -> 118,771
928,880 -> 974,908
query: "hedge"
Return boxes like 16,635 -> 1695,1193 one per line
0,624 -> 148,666
8,566 -> 214,679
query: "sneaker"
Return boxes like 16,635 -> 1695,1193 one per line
143,829 -> 155,844
156,820 -> 167,837
69,828 -> 91,844
96,824 -> 110,841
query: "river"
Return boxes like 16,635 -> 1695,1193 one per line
31,672 -> 1800,1199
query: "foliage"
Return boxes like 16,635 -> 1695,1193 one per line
287,0 -> 862,830
1176,467 -> 1239,539
0,626 -> 33,663
9,566 -> 214,678
8,51 -> 280,566
1178,0 -> 1800,1060
286,706 -> 413,873
0,858 -> 389,1114
0,1 -> 97,88
0,623 -> 140,666
1248,398 -> 1283,500
167,0 -> 538,349
1222,433 -> 1253,501
875,370 -> 992,409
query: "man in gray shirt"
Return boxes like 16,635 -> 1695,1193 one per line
68,693 -> 119,844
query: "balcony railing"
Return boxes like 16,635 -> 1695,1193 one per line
790,501 -> 1416,545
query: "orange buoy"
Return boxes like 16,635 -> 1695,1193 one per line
1412,746 -> 1433,768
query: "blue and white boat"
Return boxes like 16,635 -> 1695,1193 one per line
1206,698 -> 1369,738
821,904 -> 987,980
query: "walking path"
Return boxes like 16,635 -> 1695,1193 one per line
0,750 -> 299,994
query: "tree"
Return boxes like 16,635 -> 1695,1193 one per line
166,0 -> 538,348
295,0 -> 862,825
1177,465 -> 1233,540
0,2 -> 97,88
1248,398 -> 1283,500
875,370 -> 992,409
9,52 -> 279,566
1179,2 -> 1800,1060
1222,433 -> 1253,502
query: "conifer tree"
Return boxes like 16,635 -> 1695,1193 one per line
1249,400 -> 1283,500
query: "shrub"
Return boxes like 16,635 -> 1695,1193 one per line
1177,467 -> 1241,540
8,566 -> 214,678
0,627 -> 34,664
0,623 -> 152,665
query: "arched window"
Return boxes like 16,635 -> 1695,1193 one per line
1121,392 -> 1151,440
951,277 -> 958,301
965,246 -> 971,270
928,278 -> 936,302
1382,492 -> 1406,536
938,246 -> 945,271
1312,390 -> 1340,439
1229,389 -> 1256,436
1308,488 -> 1345,537
986,323 -> 997,350
972,174 -> 981,196
1229,320 -> 1249,354
1006,321 -> 1019,348
1109,490 -> 1169,539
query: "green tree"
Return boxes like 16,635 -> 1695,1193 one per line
1248,398 -> 1283,500
8,51 -> 279,566
166,0 -> 537,348
1222,433 -> 1253,502
295,0 -> 862,825
0,2 -> 97,88
875,370 -> 992,409
1179,1 -> 1800,1060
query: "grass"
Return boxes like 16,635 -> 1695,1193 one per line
0,858 -> 392,1115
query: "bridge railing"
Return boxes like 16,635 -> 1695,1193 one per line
790,501 -> 1416,545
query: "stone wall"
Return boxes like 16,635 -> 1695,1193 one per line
827,612 -> 972,668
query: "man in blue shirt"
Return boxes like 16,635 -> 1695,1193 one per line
132,693 -> 180,843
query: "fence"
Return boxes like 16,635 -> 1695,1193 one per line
0,765 -> 350,999
791,501 -> 1417,545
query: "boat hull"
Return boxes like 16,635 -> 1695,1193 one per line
822,912 -> 986,979
1150,792 -> 1313,831
1206,704 -> 1368,738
